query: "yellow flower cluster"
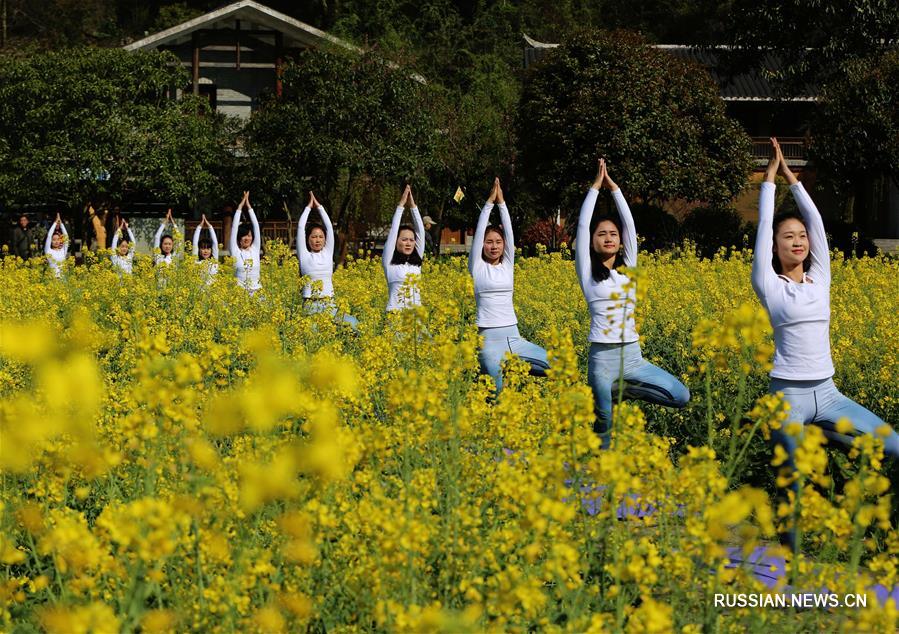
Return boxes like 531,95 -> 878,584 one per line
0,245 -> 896,631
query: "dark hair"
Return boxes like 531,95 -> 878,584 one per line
237,223 -> 253,242
118,235 -> 131,245
161,234 -> 173,243
197,237 -> 213,257
589,214 -> 625,282
390,224 -> 423,266
306,222 -> 326,250
772,210 -> 812,274
481,224 -> 506,263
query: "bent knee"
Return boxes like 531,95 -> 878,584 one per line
673,384 -> 690,408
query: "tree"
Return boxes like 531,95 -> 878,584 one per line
241,48 -> 439,259
0,48 -> 236,209
808,50 -> 899,232
420,70 -> 520,249
810,50 -> 899,192
517,29 -> 752,218
722,0 -> 899,94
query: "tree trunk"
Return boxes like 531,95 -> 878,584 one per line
434,198 -> 447,256
1,0 -> 7,49
334,173 -> 356,266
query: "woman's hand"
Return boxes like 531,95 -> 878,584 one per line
495,177 -> 505,204
165,208 -> 174,224
776,139 -> 799,185
408,186 -> 416,209
308,191 -> 316,209
601,159 -> 619,191
398,184 -> 410,208
487,177 -> 498,204
764,138 -> 780,183
593,159 -> 605,190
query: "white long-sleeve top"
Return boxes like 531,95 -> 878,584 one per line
44,220 -> 68,278
297,205 -> 334,299
575,188 -> 639,343
192,224 -> 220,280
469,202 -> 517,328
153,222 -> 174,265
752,182 -> 833,380
230,207 -> 262,291
111,227 -> 136,274
382,206 -> 424,311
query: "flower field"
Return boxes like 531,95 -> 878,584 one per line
1,243 -> 898,632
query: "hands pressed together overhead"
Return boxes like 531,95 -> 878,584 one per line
765,137 -> 799,185
397,184 -> 416,208
592,158 -> 619,192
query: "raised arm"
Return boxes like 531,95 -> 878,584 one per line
790,183 -> 830,286
44,220 -> 57,254
319,204 -> 335,259
192,224 -> 202,257
498,203 -> 514,264
470,202 -> 493,274
208,226 -> 219,260
297,205 -> 311,260
154,221 -> 166,251
229,206 -> 241,255
611,190 -> 636,268
752,182 -> 779,303
247,207 -> 261,252
383,205 -> 404,273
411,206 -> 425,260
111,228 -> 121,253
576,187 -> 599,293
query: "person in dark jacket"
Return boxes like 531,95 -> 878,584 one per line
12,214 -> 36,260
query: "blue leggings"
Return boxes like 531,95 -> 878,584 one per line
769,377 -> 899,550
478,324 -> 550,393
770,377 -> 899,477
304,298 -> 359,329
588,341 -> 690,447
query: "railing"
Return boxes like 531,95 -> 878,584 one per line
751,137 -> 808,163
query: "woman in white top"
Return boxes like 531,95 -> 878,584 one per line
471,177 -> 550,393
578,159 -> 690,448
44,213 -> 69,278
229,191 -> 262,294
192,214 -> 219,283
754,139 -> 899,502
297,191 -> 358,328
153,208 -> 176,266
383,185 -> 425,312
111,219 -> 136,274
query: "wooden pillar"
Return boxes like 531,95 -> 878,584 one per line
235,19 -> 241,70
192,31 -> 200,95
1,0 -> 7,49
275,32 -> 283,97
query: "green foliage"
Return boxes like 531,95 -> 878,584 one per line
723,0 -> 899,94
810,50 -> 899,194
151,2 -> 204,32
517,29 -> 753,216
0,47 -> 237,208
241,48 -> 439,232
